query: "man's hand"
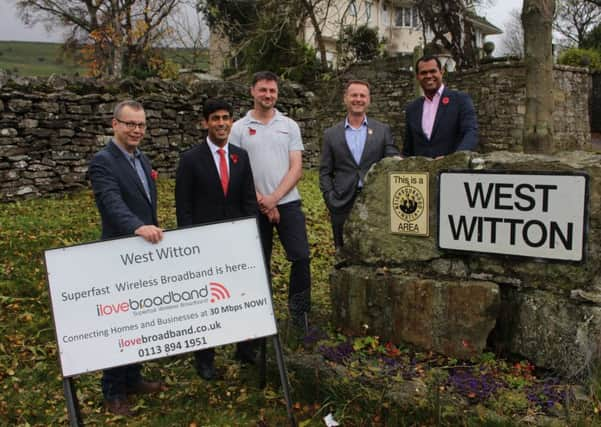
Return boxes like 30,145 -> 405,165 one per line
266,207 -> 280,224
259,193 -> 278,213
134,225 -> 164,243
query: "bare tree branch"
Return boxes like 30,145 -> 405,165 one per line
554,0 -> 601,47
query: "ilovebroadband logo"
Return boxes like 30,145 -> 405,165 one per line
96,285 -> 209,317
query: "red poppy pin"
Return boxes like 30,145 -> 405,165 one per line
150,169 -> 158,181
249,127 -> 256,136
442,96 -> 450,105
230,153 -> 239,164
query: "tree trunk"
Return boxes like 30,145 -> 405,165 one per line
521,0 -> 556,153
299,0 -> 329,71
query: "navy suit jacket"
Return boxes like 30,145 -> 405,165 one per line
89,140 -> 158,240
319,117 -> 399,213
403,88 -> 478,158
175,142 -> 257,227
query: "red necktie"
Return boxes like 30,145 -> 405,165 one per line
217,149 -> 229,196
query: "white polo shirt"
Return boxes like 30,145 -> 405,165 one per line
229,109 -> 304,205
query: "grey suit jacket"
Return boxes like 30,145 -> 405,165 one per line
319,117 -> 399,213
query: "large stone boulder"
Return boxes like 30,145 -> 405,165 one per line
332,151 -> 601,376
331,265 -> 500,358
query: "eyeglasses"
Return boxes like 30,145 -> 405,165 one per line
115,118 -> 147,130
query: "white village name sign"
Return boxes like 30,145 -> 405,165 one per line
438,171 -> 588,262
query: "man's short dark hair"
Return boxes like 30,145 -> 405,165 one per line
252,71 -> 279,86
344,79 -> 370,93
415,55 -> 442,74
113,100 -> 143,119
202,99 -> 233,121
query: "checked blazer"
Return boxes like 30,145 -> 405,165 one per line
88,139 -> 158,240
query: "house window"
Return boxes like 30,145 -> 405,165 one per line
404,8 -> 412,26
349,0 -> 358,17
381,3 -> 389,26
395,7 -> 419,28
366,1 -> 372,22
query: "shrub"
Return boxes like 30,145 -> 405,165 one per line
558,48 -> 601,71
337,25 -> 382,67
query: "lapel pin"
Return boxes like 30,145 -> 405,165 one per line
368,128 -> 373,135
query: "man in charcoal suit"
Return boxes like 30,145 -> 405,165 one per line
319,80 -> 400,248
175,99 -> 258,380
403,55 -> 478,158
88,100 -> 166,416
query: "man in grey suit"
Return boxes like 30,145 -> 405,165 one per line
319,80 -> 399,248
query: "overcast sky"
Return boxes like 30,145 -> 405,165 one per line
479,0 -> 524,54
0,1 -> 62,42
0,0 -> 523,53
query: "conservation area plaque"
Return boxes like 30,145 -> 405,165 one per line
389,172 -> 429,236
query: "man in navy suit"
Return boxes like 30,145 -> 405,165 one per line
175,99 -> 258,380
320,80 -> 399,248
88,100 -> 166,416
403,55 -> 478,158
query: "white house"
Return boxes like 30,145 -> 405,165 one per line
301,0 -> 502,67
208,0 -> 502,75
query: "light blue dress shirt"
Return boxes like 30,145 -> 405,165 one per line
345,116 -> 368,187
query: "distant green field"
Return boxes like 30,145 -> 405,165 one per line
162,47 -> 209,71
0,41 -> 85,77
0,40 -> 208,78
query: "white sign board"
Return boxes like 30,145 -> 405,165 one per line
45,218 -> 276,377
438,171 -> 588,262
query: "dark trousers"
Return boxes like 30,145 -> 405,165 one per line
102,364 -> 142,400
194,340 -> 258,365
330,209 -> 351,249
329,188 -> 360,248
258,200 -> 311,316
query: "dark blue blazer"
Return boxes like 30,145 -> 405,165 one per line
89,140 -> 158,239
175,142 -> 257,227
403,88 -> 478,158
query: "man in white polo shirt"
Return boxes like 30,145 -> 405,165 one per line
229,71 -> 311,333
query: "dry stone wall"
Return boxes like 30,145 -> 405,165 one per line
322,60 -> 592,154
0,75 -> 317,201
0,60 -> 593,201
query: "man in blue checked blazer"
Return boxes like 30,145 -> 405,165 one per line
89,100 -> 166,416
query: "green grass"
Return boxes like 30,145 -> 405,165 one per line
1,171 -> 600,426
0,170 -> 335,426
161,47 -> 209,71
0,41 -> 85,77
0,41 -> 209,77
